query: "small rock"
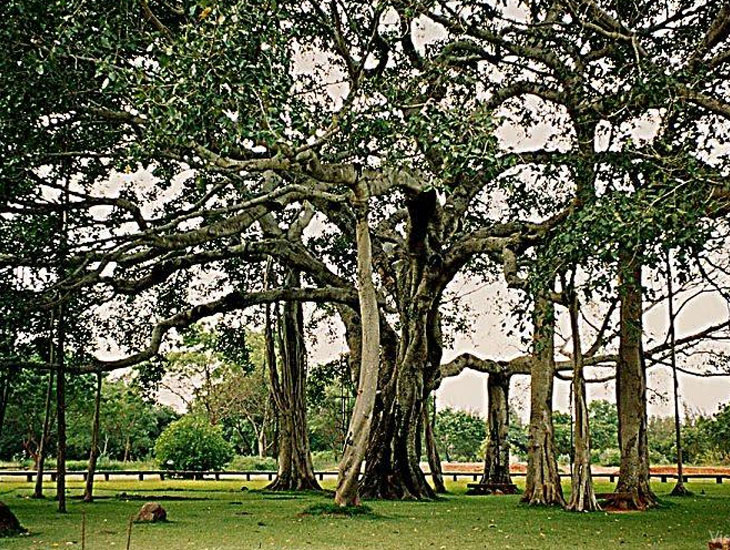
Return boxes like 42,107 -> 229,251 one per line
135,502 -> 167,523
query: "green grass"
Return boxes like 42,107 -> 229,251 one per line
1,478 -> 729,549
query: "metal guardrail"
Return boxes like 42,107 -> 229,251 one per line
1,470 -> 728,484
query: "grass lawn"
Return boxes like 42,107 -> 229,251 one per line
1,478 -> 729,549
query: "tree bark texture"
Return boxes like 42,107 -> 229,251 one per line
566,294 -> 599,512
608,252 -> 657,510
480,372 -> 515,489
266,271 -> 321,492
522,292 -> 565,506
358,191 -> 444,501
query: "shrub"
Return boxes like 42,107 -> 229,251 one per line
155,416 -> 233,471
228,455 -> 277,471
599,448 -> 621,467
311,450 -> 338,470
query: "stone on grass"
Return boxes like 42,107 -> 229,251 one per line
135,502 -> 167,523
0,501 -> 25,537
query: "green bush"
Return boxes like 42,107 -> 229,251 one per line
155,416 -> 233,471
311,450 -> 338,470
599,448 -> 621,467
228,455 -> 277,471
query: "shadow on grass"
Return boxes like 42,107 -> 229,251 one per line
256,489 -> 330,500
299,503 -> 380,519
116,493 -> 210,501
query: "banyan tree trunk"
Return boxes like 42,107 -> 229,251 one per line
608,253 -> 657,510
423,405 -> 446,494
265,285 -> 320,492
359,320 -> 437,501
480,372 -> 516,490
566,294 -> 599,512
358,190 -> 444,501
522,293 -> 565,507
83,372 -> 103,502
335,184 -> 381,506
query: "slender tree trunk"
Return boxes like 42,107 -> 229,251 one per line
423,403 -> 446,494
522,292 -> 565,506
334,182 -> 381,507
566,293 -> 599,512
666,250 -> 691,497
55,173 -> 69,513
257,431 -> 266,459
478,372 -> 517,493
0,367 -> 14,443
83,372 -> 103,502
608,252 -> 657,510
33,369 -> 55,499
265,271 -> 320,491
56,303 -> 67,513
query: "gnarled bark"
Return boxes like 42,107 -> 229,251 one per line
266,281 -> 321,492
359,306 -> 439,500
522,293 -> 565,506
608,253 -> 657,510
480,372 -> 516,490
358,191 -> 444,501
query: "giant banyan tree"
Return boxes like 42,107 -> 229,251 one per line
1,0 -> 729,515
